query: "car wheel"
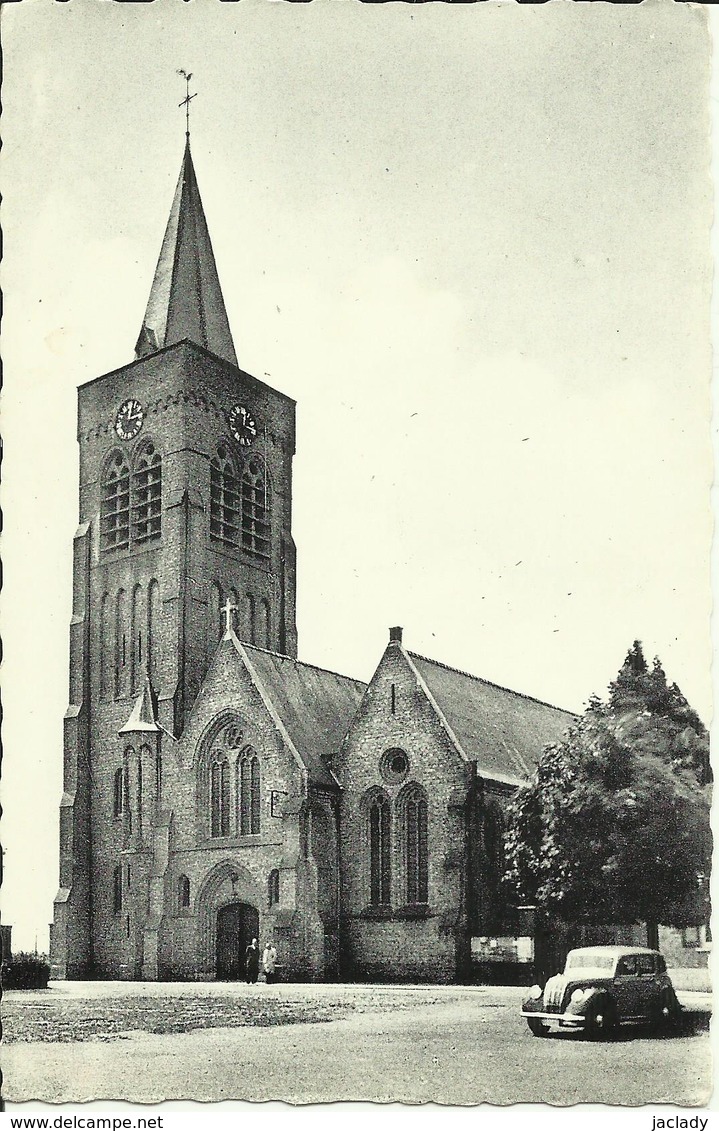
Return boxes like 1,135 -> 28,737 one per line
584,997 -> 617,1040
527,1017 -> 550,1037
655,990 -> 681,1030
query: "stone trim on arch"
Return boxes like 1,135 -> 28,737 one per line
195,859 -> 261,976
192,709 -> 246,771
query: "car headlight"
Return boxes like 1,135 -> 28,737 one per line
570,988 -> 587,1004
528,984 -> 543,999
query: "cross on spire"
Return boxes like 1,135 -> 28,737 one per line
177,69 -> 197,138
221,597 -> 237,638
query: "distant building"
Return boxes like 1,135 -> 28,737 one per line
51,139 -> 574,982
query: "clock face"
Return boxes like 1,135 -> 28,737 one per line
229,403 -> 258,446
115,398 -> 144,441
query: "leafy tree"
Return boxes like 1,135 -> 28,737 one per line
504,642 -> 711,928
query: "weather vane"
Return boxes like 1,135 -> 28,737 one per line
177,69 -> 197,138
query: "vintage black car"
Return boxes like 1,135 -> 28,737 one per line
522,945 -> 680,1038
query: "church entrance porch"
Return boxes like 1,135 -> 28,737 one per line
216,903 -> 259,980
194,860 -> 263,981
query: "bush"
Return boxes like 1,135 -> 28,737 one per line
2,952 -> 51,989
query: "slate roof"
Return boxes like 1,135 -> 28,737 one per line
407,651 -> 576,788
135,138 -> 238,368
242,644 -> 366,790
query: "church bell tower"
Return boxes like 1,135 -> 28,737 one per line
51,131 -> 298,977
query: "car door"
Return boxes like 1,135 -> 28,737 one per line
635,952 -> 662,1019
612,954 -> 641,1019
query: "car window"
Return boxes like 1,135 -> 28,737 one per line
637,954 -> 654,976
616,956 -> 637,976
565,951 -> 615,971
656,955 -> 666,973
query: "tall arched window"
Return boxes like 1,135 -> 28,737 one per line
210,446 -> 240,546
259,598 -> 271,649
240,459 -> 270,559
147,579 -> 161,683
244,593 -> 256,644
131,583 -> 144,692
364,790 -> 391,906
239,748 -> 261,835
399,784 -> 428,904
208,581 -> 222,654
227,588 -> 239,637
178,874 -> 191,910
210,758 -> 231,838
115,589 -> 127,697
100,592 -> 111,698
114,767 -> 124,817
113,865 -> 123,914
137,756 -> 144,835
484,803 -> 505,884
132,442 -> 162,543
123,748 -> 134,832
204,721 -> 257,838
101,452 -> 131,554
268,869 -> 280,908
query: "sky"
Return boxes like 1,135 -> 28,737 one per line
0,0 -> 713,952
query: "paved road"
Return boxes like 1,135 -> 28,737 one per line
2,982 -> 711,1106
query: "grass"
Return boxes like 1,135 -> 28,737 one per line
2,986 -> 457,1043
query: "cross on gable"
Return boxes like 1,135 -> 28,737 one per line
221,597 -> 237,637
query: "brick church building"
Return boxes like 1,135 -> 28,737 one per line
51,139 -> 574,983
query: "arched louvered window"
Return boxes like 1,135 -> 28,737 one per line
240,459 -> 270,558
210,758 -> 231,838
113,865 -> 123,914
364,790 -> 391,906
114,767 -> 124,817
210,446 -> 240,546
132,442 -> 162,543
399,784 -> 428,904
239,749 -> 261,835
101,452 -> 131,553
268,869 -> 280,908
178,874 -> 191,910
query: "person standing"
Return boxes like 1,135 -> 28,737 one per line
245,937 -> 260,984
262,941 -> 278,984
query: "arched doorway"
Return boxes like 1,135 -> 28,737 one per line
216,902 -> 259,980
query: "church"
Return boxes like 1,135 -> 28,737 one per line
50,137 -> 575,984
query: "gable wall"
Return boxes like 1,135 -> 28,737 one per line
155,641 -> 318,978
336,644 -> 472,982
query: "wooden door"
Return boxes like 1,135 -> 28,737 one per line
216,903 -> 259,980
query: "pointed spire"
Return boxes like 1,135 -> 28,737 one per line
136,138 -> 238,367
119,672 -> 161,735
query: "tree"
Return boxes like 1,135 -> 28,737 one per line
504,642 -> 711,928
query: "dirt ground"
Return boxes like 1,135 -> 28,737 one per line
1,981 -> 712,1106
